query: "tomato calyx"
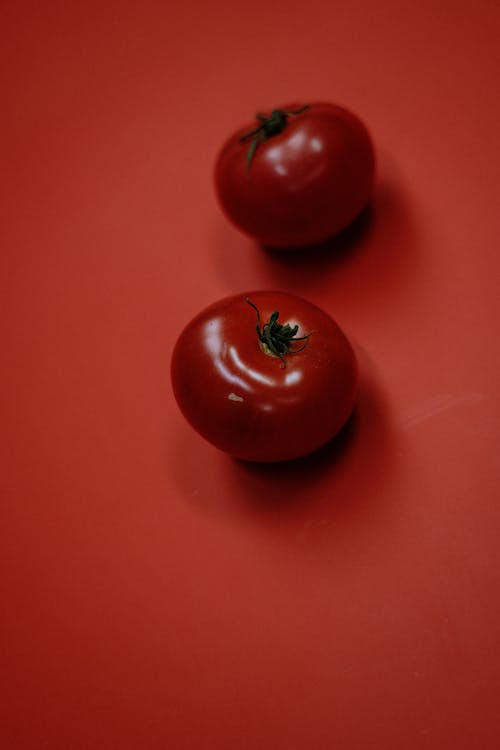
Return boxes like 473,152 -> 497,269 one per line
244,297 -> 315,368
239,105 -> 310,174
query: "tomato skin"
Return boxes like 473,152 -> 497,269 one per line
214,102 -> 375,248
171,291 -> 358,462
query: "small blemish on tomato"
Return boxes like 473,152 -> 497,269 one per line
228,392 -> 244,402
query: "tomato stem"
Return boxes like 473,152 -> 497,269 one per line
240,105 -> 309,174
244,297 -> 315,368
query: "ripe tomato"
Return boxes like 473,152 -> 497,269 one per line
171,291 -> 358,462
214,102 -> 375,248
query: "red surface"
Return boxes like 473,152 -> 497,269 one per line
1,1 -> 500,748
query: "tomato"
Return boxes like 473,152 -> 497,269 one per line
214,102 -> 375,248
171,291 -> 358,462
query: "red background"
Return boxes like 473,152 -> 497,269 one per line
2,1 -> 500,748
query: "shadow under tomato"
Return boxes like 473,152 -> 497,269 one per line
260,203 -> 374,262
231,409 -> 358,510
227,363 -> 392,516
170,349 -> 396,539
212,166 -> 420,306
258,177 -> 418,291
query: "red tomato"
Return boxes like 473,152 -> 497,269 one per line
171,291 -> 358,462
214,102 -> 375,248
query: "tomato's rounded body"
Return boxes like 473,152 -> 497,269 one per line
171,292 -> 358,462
214,102 -> 375,248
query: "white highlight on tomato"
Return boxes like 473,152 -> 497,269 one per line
203,319 -> 252,392
310,136 -> 323,152
228,345 -> 276,387
284,370 -> 303,386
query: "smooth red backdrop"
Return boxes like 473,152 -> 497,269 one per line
2,1 -> 499,748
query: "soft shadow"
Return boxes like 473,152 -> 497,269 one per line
225,359 -> 392,522
212,171 -> 419,304
170,349 -> 396,536
230,411 -> 358,514
261,205 -> 374,266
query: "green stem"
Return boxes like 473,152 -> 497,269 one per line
245,297 -> 315,368
240,105 -> 309,174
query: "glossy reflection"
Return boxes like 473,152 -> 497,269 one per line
309,136 -> 323,152
203,318 -> 252,393
261,128 -> 329,191
264,144 -> 289,178
228,345 -> 275,387
284,370 -> 303,386
202,313 -> 308,403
